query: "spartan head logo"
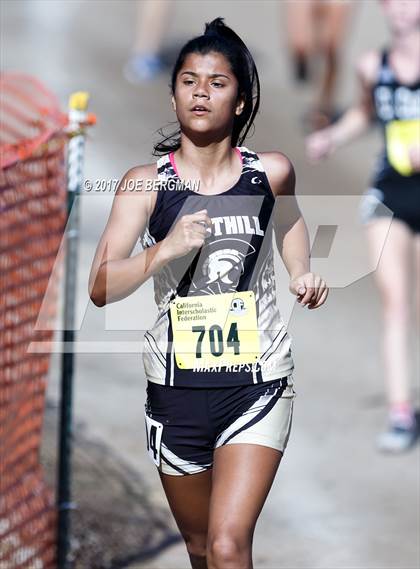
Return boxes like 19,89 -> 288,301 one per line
230,297 -> 246,315
189,238 -> 256,294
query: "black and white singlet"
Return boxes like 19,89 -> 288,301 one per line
141,146 -> 294,387
360,49 -> 420,233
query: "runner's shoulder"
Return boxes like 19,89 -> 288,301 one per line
116,162 -> 158,195
114,162 -> 159,218
258,151 -> 295,196
356,49 -> 382,86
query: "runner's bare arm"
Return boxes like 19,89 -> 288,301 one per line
88,164 -> 165,306
260,152 -> 310,280
330,50 -> 378,145
88,164 -> 211,307
306,50 -> 379,161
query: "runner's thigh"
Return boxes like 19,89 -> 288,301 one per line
159,469 -> 212,542
208,443 -> 282,543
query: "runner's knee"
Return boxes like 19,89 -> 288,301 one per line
183,532 -> 208,558
207,533 -> 250,567
320,41 -> 339,64
383,299 -> 410,322
378,285 -> 409,317
376,279 -> 409,316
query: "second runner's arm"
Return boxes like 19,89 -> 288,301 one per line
306,50 -> 378,162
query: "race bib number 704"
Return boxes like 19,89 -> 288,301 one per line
169,291 -> 260,369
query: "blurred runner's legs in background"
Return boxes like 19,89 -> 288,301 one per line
364,218 -> 419,451
285,0 -> 354,130
124,0 -> 173,83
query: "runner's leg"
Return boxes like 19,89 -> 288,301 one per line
414,232 -> 420,384
207,443 -> 282,569
365,217 -> 413,415
285,0 -> 314,81
309,0 -> 353,127
158,469 -> 212,569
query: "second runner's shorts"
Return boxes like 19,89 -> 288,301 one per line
144,376 -> 296,476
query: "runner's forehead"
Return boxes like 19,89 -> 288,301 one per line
178,52 -> 234,78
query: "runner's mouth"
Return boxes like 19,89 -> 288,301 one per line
191,106 -> 210,115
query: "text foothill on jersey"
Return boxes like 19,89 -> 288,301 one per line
209,215 -> 265,237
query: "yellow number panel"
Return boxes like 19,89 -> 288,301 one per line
170,291 -> 260,369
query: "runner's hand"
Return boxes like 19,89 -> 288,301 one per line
306,128 -> 336,162
161,209 -> 212,261
289,272 -> 329,309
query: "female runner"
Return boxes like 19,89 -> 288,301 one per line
307,0 -> 419,452
90,18 -> 328,569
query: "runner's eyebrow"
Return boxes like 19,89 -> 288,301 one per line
180,71 -> 230,80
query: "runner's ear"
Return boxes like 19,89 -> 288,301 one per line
235,94 -> 245,116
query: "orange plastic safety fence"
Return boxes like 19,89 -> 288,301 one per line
1,74 -> 68,569
0,73 -> 67,169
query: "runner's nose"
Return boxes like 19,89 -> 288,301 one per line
193,85 -> 210,99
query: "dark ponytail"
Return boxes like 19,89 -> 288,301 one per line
153,17 -> 260,156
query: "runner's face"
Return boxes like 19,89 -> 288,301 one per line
172,51 -> 244,139
381,0 -> 420,34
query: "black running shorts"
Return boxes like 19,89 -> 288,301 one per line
144,376 -> 296,476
